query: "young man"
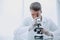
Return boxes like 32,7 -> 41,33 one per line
14,2 -> 58,40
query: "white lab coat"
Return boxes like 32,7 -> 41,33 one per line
14,16 -> 58,40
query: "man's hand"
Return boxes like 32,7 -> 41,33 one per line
28,17 -> 39,31
41,28 -> 53,37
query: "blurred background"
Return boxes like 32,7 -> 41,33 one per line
0,0 -> 60,40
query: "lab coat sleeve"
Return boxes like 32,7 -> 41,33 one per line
14,26 -> 29,40
53,29 -> 60,40
47,19 -> 59,39
14,17 -> 30,40
14,27 -> 23,40
48,19 -> 58,32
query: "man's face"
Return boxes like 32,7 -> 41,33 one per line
31,10 -> 42,19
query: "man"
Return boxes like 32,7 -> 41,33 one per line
14,2 -> 58,40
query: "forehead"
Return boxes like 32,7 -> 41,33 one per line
31,10 -> 40,13
31,10 -> 40,14
31,10 -> 40,12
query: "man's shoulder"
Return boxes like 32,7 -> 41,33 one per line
23,17 -> 33,26
43,16 -> 52,21
42,16 -> 53,24
23,17 -> 33,23
24,17 -> 32,21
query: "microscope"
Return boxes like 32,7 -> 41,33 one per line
34,17 -> 43,40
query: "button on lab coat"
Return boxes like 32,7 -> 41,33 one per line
14,17 -> 58,40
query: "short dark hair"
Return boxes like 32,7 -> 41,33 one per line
30,2 -> 41,11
